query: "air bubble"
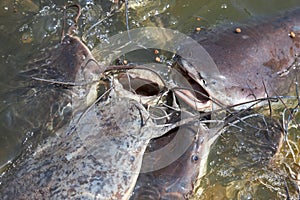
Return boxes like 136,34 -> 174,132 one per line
221,4 -> 227,9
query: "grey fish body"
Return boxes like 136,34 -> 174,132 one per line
0,93 -> 185,199
1,17 -> 202,199
4,6 -> 299,200
0,33 -> 100,168
0,32 -> 106,199
1,49 -> 198,199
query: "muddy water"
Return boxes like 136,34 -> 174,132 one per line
0,0 -> 300,199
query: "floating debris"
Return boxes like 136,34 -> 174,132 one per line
235,27 -> 241,33
289,31 -> 296,38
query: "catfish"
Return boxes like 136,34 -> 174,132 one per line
175,8 -> 300,111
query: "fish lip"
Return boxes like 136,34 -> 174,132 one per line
101,67 -> 167,107
105,62 -> 213,111
117,71 -> 165,96
175,90 -> 212,112
172,59 -> 212,111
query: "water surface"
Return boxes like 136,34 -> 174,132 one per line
0,0 -> 299,199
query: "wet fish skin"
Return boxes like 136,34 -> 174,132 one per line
130,127 -> 197,200
0,32 -> 103,199
0,97 -> 140,199
54,35 -> 95,82
1,18 -> 201,199
19,35 -> 96,82
131,122 -> 218,200
0,30 -> 102,169
177,8 -> 300,109
129,9 -> 300,199
0,91 -> 194,200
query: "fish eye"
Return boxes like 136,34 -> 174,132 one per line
191,154 -> 199,163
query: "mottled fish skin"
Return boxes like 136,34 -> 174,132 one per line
176,8 -> 300,109
0,92 -> 189,199
0,32 -> 105,198
0,17 -> 199,199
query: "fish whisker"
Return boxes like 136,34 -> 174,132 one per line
67,87 -> 113,135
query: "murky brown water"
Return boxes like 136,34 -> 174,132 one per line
0,0 -> 299,199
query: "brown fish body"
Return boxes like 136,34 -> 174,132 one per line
130,122 -> 220,200
129,8 -> 300,200
131,127 -> 198,200
177,8 -> 300,109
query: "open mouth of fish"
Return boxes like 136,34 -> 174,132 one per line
101,61 -> 213,114
171,60 -> 213,112
2,2 -> 300,200
0,4 -> 216,199
93,64 -> 219,199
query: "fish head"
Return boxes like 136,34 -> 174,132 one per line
131,121 -> 222,199
174,13 -> 300,111
54,34 -> 105,113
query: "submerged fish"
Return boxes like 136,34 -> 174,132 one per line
0,88 -> 194,199
2,4 -> 299,200
175,8 -> 300,110
0,28 -> 100,169
131,112 -> 287,199
0,21 -> 200,199
130,122 -> 219,200
197,113 -> 294,199
128,8 -> 300,200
